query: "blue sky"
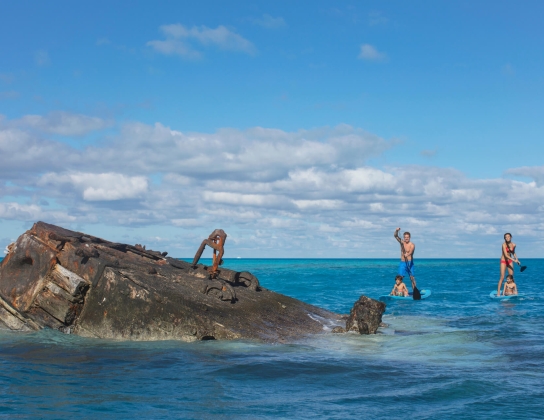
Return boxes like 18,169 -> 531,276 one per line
1,1 -> 544,258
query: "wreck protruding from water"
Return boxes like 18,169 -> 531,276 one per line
0,222 -> 385,342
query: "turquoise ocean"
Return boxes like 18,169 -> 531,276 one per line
1,258 -> 542,419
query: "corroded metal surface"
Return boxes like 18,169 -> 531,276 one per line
0,222 -> 384,342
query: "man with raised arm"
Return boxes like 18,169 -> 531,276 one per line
394,227 -> 419,297
191,229 -> 227,277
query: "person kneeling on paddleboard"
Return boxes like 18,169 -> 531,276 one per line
394,227 -> 421,300
503,275 -> 518,296
390,275 -> 409,297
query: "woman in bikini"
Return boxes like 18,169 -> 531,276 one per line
497,233 -> 521,296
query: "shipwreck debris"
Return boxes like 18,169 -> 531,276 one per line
0,222 -> 385,342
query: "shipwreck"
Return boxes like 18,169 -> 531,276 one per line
0,222 -> 385,342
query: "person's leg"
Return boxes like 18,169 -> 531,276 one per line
407,261 -> 416,289
497,262 -> 506,296
398,261 -> 407,277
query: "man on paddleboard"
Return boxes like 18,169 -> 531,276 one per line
394,228 -> 418,296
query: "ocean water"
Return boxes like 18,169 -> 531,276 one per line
1,258 -> 542,419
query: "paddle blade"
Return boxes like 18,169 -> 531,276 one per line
520,265 -> 527,272
412,287 -> 421,300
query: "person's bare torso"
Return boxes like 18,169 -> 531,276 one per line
501,242 -> 516,260
400,241 -> 415,261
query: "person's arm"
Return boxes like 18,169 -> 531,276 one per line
390,285 -> 396,295
503,243 -> 519,263
502,282 -> 507,296
512,249 -> 520,265
513,284 -> 518,295
394,228 -> 402,244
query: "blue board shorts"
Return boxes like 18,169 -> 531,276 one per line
398,261 -> 415,278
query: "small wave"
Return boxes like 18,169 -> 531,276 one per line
306,312 -> 343,331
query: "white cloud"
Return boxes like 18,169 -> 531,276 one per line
39,172 -> 149,201
250,14 -> 286,28
505,166 -> 544,186
147,24 -> 256,58
0,126 -> 75,177
0,203 -> 42,220
358,44 -> 387,61
2,111 -> 544,256
11,111 -> 112,136
293,199 -> 343,210
0,202 -> 76,223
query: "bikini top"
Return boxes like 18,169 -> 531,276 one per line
505,244 -> 515,254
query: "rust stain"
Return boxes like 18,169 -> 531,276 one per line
103,310 -> 107,317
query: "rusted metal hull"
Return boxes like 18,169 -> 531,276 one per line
0,222 -> 384,342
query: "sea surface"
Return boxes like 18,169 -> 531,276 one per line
1,258 -> 542,419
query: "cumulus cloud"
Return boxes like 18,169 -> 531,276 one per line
358,44 -> 387,61
2,111 -> 544,257
505,166 -> 544,186
147,24 -> 256,59
0,202 -> 42,221
0,126 -> 76,178
39,172 -> 149,201
0,202 -> 75,223
250,14 -> 286,28
11,111 -> 112,136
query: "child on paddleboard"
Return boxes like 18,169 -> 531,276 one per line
390,275 -> 409,297
502,275 -> 518,296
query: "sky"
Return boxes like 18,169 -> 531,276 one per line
1,0 -> 544,258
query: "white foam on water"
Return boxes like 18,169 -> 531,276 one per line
296,314 -> 501,368
306,312 -> 344,331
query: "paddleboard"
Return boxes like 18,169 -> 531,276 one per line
379,289 -> 431,302
489,291 -> 524,301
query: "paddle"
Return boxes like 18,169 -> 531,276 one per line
505,240 -> 526,273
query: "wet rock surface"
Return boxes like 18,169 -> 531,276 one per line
0,222 -> 385,342
346,295 -> 386,334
